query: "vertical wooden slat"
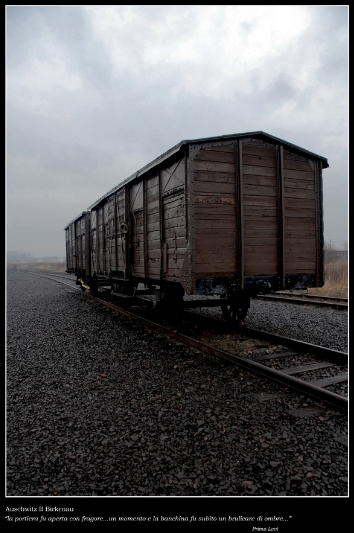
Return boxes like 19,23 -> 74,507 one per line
100,208 -> 103,271
85,213 -> 90,277
276,144 -> 285,288
96,212 -> 99,274
94,209 -> 99,272
315,160 -> 324,286
68,228 -> 71,271
101,207 -> 104,272
143,179 -> 147,278
65,230 -> 68,270
163,242 -> 168,275
106,205 -> 110,272
184,149 -> 188,241
124,186 -> 130,278
234,142 -> 239,285
319,161 -> 324,287
76,221 -> 80,274
237,139 -> 244,289
76,222 -> 79,268
114,193 -> 118,272
188,146 -> 196,292
106,208 -> 109,272
314,161 -> 319,285
73,221 -> 76,273
158,170 -> 163,280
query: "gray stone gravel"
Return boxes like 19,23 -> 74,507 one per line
189,297 -> 348,353
6,269 -> 348,499
246,299 -> 348,353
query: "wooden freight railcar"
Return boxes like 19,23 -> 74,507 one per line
64,211 -> 90,286
67,131 -> 328,324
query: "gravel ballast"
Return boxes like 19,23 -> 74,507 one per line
190,297 -> 348,353
6,269 -> 348,500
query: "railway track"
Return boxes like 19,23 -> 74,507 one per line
274,290 -> 347,302
179,312 -> 348,412
254,292 -> 348,310
18,268 -> 348,413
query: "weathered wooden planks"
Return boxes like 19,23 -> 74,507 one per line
240,141 -> 279,277
193,145 -> 237,277
79,133 -> 325,293
282,149 -> 317,273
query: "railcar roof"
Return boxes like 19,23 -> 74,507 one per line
87,131 -> 329,211
64,211 -> 88,230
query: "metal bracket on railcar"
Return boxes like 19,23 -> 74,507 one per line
78,278 -> 90,291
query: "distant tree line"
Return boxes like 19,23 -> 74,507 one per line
7,251 -> 34,262
7,251 -> 64,262
324,241 -> 348,264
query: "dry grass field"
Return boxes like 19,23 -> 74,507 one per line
7,262 -> 66,273
309,258 -> 348,298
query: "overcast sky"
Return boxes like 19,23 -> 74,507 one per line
6,5 -> 348,258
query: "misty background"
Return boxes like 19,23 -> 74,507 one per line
6,5 -> 348,261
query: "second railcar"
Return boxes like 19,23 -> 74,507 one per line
64,211 -> 90,287
66,131 -> 328,324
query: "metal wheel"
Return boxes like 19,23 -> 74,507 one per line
160,294 -> 184,329
220,293 -> 250,325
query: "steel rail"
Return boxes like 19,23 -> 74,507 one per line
83,293 -> 348,413
182,310 -> 347,364
16,269 -> 81,291
254,294 -> 348,310
17,269 -> 348,413
273,291 -> 347,303
242,327 -> 347,364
